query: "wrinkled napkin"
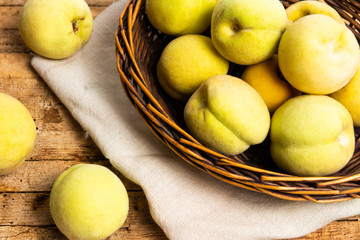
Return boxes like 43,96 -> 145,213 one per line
31,1 -> 360,239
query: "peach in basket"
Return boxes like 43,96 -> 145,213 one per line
115,0 -> 360,203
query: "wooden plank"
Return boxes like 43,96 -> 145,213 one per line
0,191 -> 167,239
0,7 -> 19,29
0,160 -> 141,192
290,219 -> 360,239
0,225 -> 167,239
0,191 -> 148,226
0,191 -> 160,228
5,222 -> 353,240
0,6 -> 108,30
0,53 -> 36,78
0,226 -> 65,239
0,0 -> 116,6
0,29 -> 27,53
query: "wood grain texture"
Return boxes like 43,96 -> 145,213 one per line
0,0 -> 359,239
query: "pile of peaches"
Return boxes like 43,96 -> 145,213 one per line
146,0 -> 360,177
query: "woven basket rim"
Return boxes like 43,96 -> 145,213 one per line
115,0 -> 360,203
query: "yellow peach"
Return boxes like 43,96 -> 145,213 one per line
270,95 -> 355,176
0,93 -> 36,175
145,0 -> 217,35
242,55 -> 299,113
331,65 -> 360,126
157,34 -> 229,101
286,0 -> 344,26
184,75 -> 270,155
50,164 -> 129,240
211,0 -> 287,65
278,14 -> 360,94
19,0 -> 93,59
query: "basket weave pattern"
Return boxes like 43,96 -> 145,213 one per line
116,0 -> 360,203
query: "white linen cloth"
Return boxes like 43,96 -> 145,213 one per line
31,1 -> 360,239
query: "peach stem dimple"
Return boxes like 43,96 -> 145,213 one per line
72,17 -> 85,34
72,21 -> 79,34
232,23 -> 241,32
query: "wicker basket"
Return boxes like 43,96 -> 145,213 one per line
115,0 -> 360,203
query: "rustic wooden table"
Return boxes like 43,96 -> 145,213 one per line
1,0 -> 360,239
